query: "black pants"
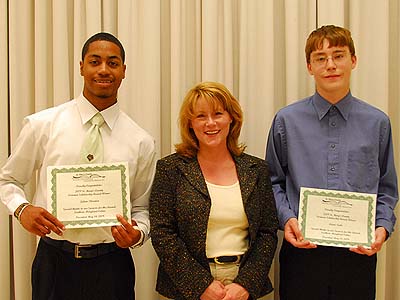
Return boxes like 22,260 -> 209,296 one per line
32,238 -> 135,300
279,240 -> 376,300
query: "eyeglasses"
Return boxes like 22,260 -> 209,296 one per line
311,52 -> 348,67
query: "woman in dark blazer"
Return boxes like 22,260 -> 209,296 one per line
150,82 -> 278,300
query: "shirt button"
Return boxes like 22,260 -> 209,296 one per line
330,167 -> 335,171
331,122 -> 336,127
331,144 -> 336,149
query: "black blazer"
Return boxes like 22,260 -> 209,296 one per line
149,153 -> 278,300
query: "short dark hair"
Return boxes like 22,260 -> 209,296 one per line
81,32 -> 125,63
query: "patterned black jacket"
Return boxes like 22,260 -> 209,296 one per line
149,153 -> 278,300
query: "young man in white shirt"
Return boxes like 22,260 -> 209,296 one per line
0,32 -> 156,300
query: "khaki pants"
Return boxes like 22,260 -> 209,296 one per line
159,262 -> 239,299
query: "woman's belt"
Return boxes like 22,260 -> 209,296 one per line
208,255 -> 242,264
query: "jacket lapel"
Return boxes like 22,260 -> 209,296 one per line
176,154 -> 259,203
234,155 -> 258,205
177,156 -> 209,197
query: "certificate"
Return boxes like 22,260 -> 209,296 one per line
47,162 -> 131,228
298,187 -> 376,248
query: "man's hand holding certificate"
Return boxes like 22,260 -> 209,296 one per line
298,187 -> 376,248
47,162 -> 131,228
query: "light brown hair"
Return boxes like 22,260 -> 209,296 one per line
175,81 -> 245,157
305,25 -> 356,64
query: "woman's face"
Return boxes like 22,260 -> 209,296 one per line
190,97 -> 232,151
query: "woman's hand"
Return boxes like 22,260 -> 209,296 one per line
200,280 -> 226,300
222,283 -> 249,300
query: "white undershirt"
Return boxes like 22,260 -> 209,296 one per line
205,181 -> 249,258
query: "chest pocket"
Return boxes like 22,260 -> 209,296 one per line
347,148 -> 379,190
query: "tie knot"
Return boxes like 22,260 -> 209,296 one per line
91,113 -> 104,127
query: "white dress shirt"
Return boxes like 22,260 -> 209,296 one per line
0,93 -> 156,244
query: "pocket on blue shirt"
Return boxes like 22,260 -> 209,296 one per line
347,148 -> 379,190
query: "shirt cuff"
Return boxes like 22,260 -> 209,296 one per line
375,219 -> 394,239
279,209 -> 297,230
8,198 -> 30,216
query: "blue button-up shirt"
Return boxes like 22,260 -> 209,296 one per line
266,92 -> 398,234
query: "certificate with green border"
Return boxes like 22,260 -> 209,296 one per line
298,187 -> 376,248
47,162 -> 130,228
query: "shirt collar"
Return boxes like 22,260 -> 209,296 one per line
312,91 -> 352,121
76,93 -> 120,130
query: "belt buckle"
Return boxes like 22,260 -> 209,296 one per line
214,255 -> 241,265
74,244 -> 92,259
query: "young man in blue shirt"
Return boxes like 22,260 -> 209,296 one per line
266,25 -> 398,300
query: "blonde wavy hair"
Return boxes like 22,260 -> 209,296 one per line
175,81 -> 246,157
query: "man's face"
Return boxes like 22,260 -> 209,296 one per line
80,40 -> 126,110
307,39 -> 357,103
